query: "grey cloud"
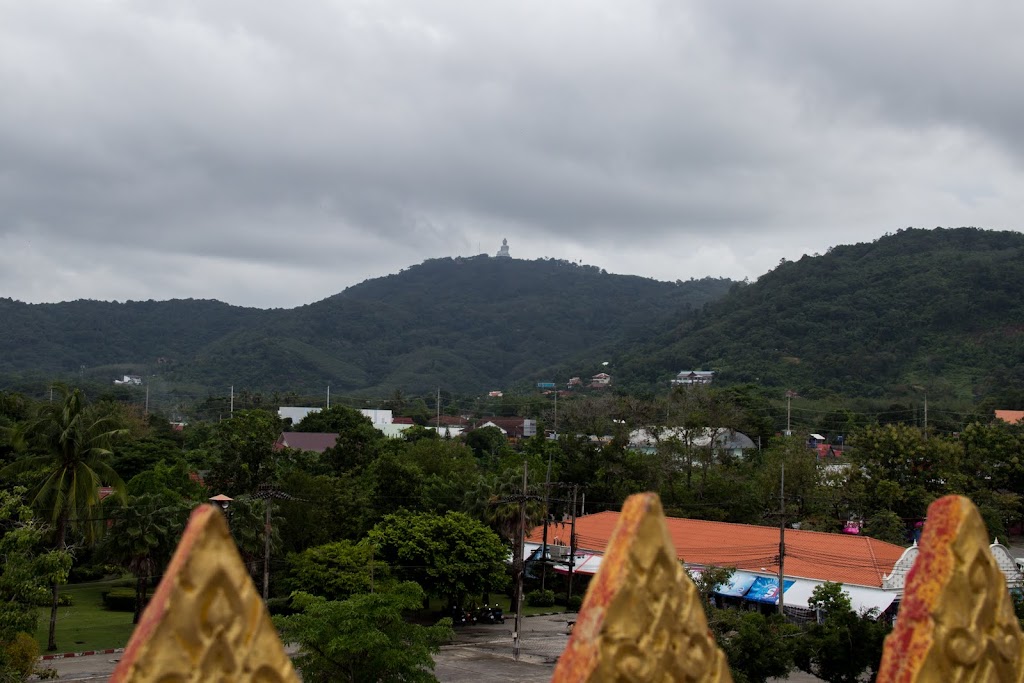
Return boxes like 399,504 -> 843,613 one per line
0,0 -> 1022,307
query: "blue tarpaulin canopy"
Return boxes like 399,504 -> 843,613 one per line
715,571 -> 759,597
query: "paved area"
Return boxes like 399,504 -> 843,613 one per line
34,613 -> 822,682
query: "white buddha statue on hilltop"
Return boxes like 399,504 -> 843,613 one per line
495,238 -> 511,258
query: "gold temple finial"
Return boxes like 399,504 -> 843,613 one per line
877,495 -> 1024,682
110,504 -> 300,683
551,492 -> 733,682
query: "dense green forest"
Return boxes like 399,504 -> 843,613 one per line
616,227 -> 1024,403
0,257 -> 729,397
2,228 -> 1024,407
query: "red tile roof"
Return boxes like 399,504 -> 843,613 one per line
529,511 -> 906,588
274,432 -> 339,453
995,410 -> 1024,425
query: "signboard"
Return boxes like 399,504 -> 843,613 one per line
745,577 -> 796,604
523,419 -> 537,437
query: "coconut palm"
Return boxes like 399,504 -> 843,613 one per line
0,384 -> 127,651
102,493 -> 190,624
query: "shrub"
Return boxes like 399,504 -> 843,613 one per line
265,596 -> 298,617
68,564 -> 107,584
32,592 -> 72,607
526,589 -> 556,607
566,595 -> 583,611
102,588 -> 142,612
1,632 -> 39,681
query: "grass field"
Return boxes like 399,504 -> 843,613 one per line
34,579 -> 138,653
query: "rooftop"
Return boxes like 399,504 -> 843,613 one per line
274,432 -> 339,453
528,510 -> 906,588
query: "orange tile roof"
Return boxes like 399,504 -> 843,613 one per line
530,511 -> 906,588
995,410 -> 1024,425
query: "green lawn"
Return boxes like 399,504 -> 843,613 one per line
34,579 -> 138,653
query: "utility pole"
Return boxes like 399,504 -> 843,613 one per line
254,487 -> 296,602
923,392 -> 928,439
145,384 -> 149,415
541,449 -> 553,591
230,385 -> 234,418
327,385 -> 330,409
912,385 -> 928,440
436,388 -> 441,429
263,498 -> 272,601
513,462 -> 527,662
778,462 -> 786,615
784,390 -> 797,436
553,391 -> 558,437
566,485 -> 578,607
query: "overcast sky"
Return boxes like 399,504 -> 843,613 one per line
2,1 -> 1022,308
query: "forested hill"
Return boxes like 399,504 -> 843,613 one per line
0,257 -> 731,394
618,227 -> 1024,401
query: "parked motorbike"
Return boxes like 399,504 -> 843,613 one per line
475,604 -> 505,624
449,605 -> 476,626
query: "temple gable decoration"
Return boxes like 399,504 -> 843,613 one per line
110,504 -> 299,683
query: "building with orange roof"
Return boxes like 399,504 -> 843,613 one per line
527,510 -> 1024,617
995,410 -> 1024,425
528,510 -> 913,616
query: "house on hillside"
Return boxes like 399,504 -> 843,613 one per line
628,427 -> 756,458
474,417 -> 537,440
589,373 -> 611,388
671,370 -> 714,386
114,375 -> 142,385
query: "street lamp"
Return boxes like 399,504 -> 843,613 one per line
209,494 -> 233,513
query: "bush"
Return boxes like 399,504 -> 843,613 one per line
68,564 -> 107,584
1,632 -> 39,681
566,595 -> 583,612
102,588 -> 142,612
526,589 -> 556,607
265,596 -> 298,617
32,592 -> 72,607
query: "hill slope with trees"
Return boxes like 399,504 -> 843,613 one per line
618,227 -> 1024,401
0,257 -> 730,395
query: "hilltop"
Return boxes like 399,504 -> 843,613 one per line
0,256 -> 730,395
617,227 -> 1024,402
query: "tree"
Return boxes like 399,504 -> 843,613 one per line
794,582 -> 890,683
713,609 -> 798,683
0,384 -> 126,651
369,510 -> 508,609
205,410 -> 282,494
864,509 -> 908,545
288,540 -> 390,601
296,406 -> 384,474
0,488 -> 70,681
274,582 -> 453,683
101,493 -> 191,623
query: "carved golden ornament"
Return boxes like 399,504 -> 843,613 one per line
551,492 -> 733,682
110,504 -> 299,683
877,495 -> 1024,683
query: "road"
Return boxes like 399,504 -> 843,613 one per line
34,613 -> 822,682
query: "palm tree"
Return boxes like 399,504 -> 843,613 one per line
1,384 -> 127,650
103,493 -> 190,624
481,469 -> 546,613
